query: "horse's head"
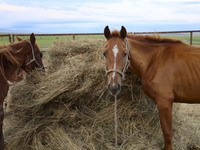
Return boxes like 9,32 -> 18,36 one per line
103,26 -> 130,95
17,33 -> 45,72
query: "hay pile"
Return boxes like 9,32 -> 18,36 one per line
4,39 -> 200,150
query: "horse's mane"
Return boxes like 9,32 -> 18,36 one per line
0,44 -> 20,66
110,30 -> 183,44
0,45 -> 20,80
110,30 -> 121,38
127,34 -> 183,44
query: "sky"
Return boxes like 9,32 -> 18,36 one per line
0,0 -> 200,33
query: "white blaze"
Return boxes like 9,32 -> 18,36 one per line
112,45 -> 118,82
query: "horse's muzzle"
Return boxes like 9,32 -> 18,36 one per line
108,84 -> 121,95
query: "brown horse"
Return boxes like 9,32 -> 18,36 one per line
0,33 -> 44,150
103,26 -> 200,150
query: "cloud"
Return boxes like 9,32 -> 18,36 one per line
0,0 -> 200,33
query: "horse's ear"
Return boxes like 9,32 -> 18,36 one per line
30,33 -> 36,45
16,35 -> 23,41
120,26 -> 127,39
104,26 -> 111,40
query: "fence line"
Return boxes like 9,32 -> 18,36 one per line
1,30 -> 200,45
12,33 -> 104,42
134,30 -> 200,45
0,34 -> 12,43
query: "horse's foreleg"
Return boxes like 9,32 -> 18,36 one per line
156,98 -> 173,150
0,105 -> 4,150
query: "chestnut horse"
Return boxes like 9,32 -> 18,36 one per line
0,33 -> 44,150
103,26 -> 200,150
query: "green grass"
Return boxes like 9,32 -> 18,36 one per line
14,35 -> 76,48
0,36 -> 11,45
0,34 -> 199,48
0,34 -> 105,48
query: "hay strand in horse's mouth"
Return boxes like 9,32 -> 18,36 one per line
114,95 -> 118,150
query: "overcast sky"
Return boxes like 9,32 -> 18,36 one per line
0,0 -> 200,33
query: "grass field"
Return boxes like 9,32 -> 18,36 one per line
0,34 -> 105,48
0,33 -> 200,48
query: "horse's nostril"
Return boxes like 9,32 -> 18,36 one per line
108,84 -> 121,95
118,84 -> 121,91
108,84 -> 111,91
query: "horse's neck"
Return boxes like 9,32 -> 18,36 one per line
3,63 -> 21,82
128,39 -> 159,78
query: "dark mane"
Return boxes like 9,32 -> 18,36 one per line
127,34 -> 183,44
0,44 -> 20,66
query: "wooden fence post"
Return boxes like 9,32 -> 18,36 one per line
12,34 -> 15,43
190,32 -> 193,45
8,34 -> 12,43
73,35 -> 75,40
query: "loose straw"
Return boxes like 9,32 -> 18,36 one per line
114,95 -> 138,150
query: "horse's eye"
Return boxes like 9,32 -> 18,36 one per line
40,53 -> 43,58
124,52 -> 127,57
103,52 -> 107,57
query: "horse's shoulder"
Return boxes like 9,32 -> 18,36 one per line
143,46 -> 174,81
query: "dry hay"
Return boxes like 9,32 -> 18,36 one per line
4,39 -> 200,150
